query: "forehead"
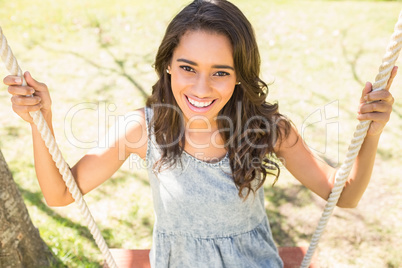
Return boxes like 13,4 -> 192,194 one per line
172,30 -> 234,65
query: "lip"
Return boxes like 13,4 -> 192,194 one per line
184,95 -> 216,113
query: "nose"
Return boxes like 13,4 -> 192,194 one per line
192,73 -> 212,98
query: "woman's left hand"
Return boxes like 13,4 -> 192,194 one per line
357,66 -> 397,136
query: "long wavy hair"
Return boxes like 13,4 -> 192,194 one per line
146,0 -> 291,200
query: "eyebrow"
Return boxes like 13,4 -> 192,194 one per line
177,58 -> 235,71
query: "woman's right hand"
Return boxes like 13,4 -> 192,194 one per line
4,71 -> 52,124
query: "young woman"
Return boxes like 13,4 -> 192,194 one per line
4,0 -> 397,267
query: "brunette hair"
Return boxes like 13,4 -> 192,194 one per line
146,0 -> 291,199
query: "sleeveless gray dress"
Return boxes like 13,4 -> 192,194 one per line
144,107 -> 283,268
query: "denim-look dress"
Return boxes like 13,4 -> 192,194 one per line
145,107 -> 283,268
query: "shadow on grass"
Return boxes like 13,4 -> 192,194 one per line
265,184 -> 316,246
18,187 -> 119,262
116,213 -> 154,238
35,19 -> 150,101
340,29 -> 365,87
38,43 -> 150,99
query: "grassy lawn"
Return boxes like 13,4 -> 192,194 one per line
1,0 -> 401,267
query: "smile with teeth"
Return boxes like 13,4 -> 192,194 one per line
186,96 -> 214,108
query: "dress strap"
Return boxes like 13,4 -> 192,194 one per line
144,106 -> 159,166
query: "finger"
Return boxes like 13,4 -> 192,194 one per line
11,95 -> 41,106
12,102 -> 42,114
359,101 -> 392,114
11,105 -> 34,123
364,90 -> 394,103
24,72 -> 48,92
3,75 -> 23,86
357,110 -> 390,123
360,82 -> 372,103
385,66 -> 398,91
8,85 -> 35,96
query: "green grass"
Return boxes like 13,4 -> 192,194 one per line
1,0 -> 402,267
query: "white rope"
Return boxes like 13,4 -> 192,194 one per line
301,10 -> 402,268
0,27 -> 118,268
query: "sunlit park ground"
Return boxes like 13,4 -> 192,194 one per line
0,0 -> 401,267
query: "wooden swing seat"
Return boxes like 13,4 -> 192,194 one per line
104,246 -> 319,268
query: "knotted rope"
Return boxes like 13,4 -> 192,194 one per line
301,10 -> 402,267
0,27 -> 117,268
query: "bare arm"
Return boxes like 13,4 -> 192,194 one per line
276,67 -> 397,208
276,126 -> 380,208
5,72 -> 147,206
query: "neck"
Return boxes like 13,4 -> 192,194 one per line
183,116 -> 226,149
184,115 -> 218,132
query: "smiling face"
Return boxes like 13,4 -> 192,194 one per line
168,30 -> 237,128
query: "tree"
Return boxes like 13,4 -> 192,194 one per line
0,149 -> 59,267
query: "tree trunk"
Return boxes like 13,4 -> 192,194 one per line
0,149 -> 59,267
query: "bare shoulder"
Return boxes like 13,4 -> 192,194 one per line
273,116 -> 298,154
115,107 -> 148,159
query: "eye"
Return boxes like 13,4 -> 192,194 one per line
180,65 -> 195,73
214,71 -> 230,77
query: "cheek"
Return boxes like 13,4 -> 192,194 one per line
170,76 -> 183,97
217,83 -> 236,101
171,85 -> 182,105
223,91 -> 235,105
171,74 -> 190,92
